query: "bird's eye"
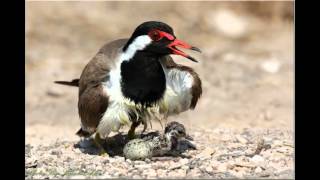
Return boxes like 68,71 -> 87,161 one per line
177,130 -> 184,134
148,30 -> 162,41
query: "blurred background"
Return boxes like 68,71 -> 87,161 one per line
26,1 -> 293,144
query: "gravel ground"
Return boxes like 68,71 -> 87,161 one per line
25,128 -> 293,179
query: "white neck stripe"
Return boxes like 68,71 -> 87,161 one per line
120,35 -> 152,62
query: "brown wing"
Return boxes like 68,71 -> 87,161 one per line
161,56 -> 202,109
77,39 -> 128,136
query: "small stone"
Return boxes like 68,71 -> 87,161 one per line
181,165 -> 189,170
255,167 -> 263,173
205,166 -> 213,172
125,158 -> 132,163
179,158 -> 189,164
251,155 -> 265,164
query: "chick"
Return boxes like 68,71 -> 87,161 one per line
123,121 -> 195,160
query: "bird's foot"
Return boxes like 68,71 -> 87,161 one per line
128,121 -> 141,140
127,129 -> 138,140
94,133 -> 109,157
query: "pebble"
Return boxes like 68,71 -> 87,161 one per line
255,167 -> 263,173
205,166 -> 213,172
251,155 -> 265,164
181,165 -> 189,170
179,158 -> 189,164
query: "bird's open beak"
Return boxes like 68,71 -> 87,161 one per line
167,39 -> 201,63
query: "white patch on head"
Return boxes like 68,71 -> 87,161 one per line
103,35 -> 152,103
120,35 -> 152,61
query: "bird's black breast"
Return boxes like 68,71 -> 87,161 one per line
120,52 -> 166,107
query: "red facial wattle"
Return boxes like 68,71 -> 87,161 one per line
148,29 -> 201,62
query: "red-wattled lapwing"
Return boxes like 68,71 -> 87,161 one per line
55,21 -> 202,155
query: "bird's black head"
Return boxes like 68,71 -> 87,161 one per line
123,21 -> 201,62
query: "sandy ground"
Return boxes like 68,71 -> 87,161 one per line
26,1 -> 294,179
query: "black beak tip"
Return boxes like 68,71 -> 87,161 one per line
191,46 -> 202,53
187,56 -> 199,63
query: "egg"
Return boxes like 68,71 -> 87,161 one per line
123,139 -> 152,160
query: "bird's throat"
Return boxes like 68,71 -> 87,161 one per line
120,52 -> 166,107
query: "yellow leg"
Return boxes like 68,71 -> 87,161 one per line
94,133 -> 108,156
128,121 -> 141,140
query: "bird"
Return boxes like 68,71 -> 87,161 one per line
55,21 -> 202,155
123,121 -> 195,160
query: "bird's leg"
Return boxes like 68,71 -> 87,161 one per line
94,133 -> 108,156
128,121 -> 141,140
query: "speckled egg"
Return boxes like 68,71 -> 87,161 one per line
123,139 -> 152,160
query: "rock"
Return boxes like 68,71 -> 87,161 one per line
181,165 -> 189,170
205,166 -> 213,172
255,167 -> 263,173
251,155 -> 265,164
179,158 -> 189,164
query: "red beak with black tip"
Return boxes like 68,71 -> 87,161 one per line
167,39 -> 201,63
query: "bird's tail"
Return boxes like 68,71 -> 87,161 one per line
54,79 -> 79,87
